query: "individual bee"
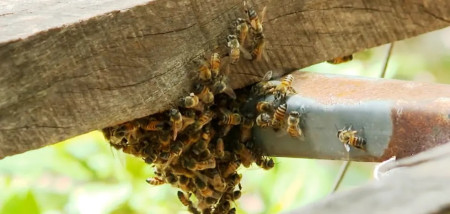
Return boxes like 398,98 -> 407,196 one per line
177,175 -> 191,192
235,18 -> 249,46
256,157 -> 275,170
227,35 -> 252,64
250,32 -> 266,61
165,172 -> 178,185
169,108 -> 183,140
197,59 -> 212,82
219,108 -> 242,125
327,55 -> 353,64
235,142 -> 254,168
177,191 -> 192,206
146,176 -> 165,185
211,173 -> 227,192
215,138 -> 225,159
244,0 -> 266,34
273,74 -> 296,101
256,112 -> 272,127
142,119 -> 170,131
192,138 -> 208,155
195,157 -> 216,171
337,125 -> 366,152
194,177 -> 221,199
210,52 -> 221,78
194,110 -> 215,131
222,160 -> 241,178
179,93 -> 201,109
158,131 -> 171,149
212,75 -> 237,100
251,70 -> 276,96
271,103 -> 287,131
226,173 -> 242,189
256,101 -> 274,113
193,83 -> 214,104
181,109 -> 196,131
223,190 -> 241,201
240,117 -> 254,143
287,111 -> 302,137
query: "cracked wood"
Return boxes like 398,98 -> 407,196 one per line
0,0 -> 449,158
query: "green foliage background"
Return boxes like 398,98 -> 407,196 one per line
0,28 -> 449,214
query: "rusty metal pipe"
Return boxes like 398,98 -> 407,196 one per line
250,72 -> 450,162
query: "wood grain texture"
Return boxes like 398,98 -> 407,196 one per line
0,0 -> 449,158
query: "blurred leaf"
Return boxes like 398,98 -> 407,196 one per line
0,190 -> 40,214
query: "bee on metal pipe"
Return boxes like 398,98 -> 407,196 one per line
256,101 -> 274,114
287,111 -> 302,138
273,74 -> 296,101
256,157 -> 275,170
256,112 -> 272,127
337,125 -> 366,152
251,70 -> 276,96
219,108 -> 242,125
272,103 -> 287,131
196,59 -> 212,82
169,108 -> 183,140
327,55 -> 353,64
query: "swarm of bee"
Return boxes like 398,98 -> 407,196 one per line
101,2 -> 278,214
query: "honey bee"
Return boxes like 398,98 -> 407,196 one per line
227,35 -> 252,64
146,176 -> 165,185
194,110 -> 215,131
240,117 -> 254,143
169,108 -> 183,140
188,204 -> 201,214
327,55 -> 353,64
165,172 -> 178,185
256,101 -> 274,113
197,59 -> 212,82
211,173 -> 227,192
235,142 -> 254,168
250,33 -> 265,61
195,157 -> 216,171
256,157 -> 274,170
235,18 -> 249,46
256,112 -> 272,127
181,109 -> 196,131
212,75 -> 237,100
194,83 -> 214,104
226,173 -> 242,189
219,108 -> 242,125
337,125 -> 366,152
177,191 -> 192,206
287,111 -> 302,137
213,201 -> 231,214
271,103 -> 287,131
142,119 -> 170,131
158,131 -> 171,149
194,177 -> 221,199
244,1 -> 266,34
177,175 -> 191,192
273,74 -> 296,101
215,138 -> 225,158
223,190 -> 241,201
210,52 -> 221,79
179,93 -> 200,109
222,160 -> 241,178
192,138 -> 208,155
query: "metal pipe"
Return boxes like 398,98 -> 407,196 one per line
250,72 -> 450,162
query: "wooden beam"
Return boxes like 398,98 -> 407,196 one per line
0,0 -> 449,158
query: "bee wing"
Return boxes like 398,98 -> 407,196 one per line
260,6 -> 267,24
239,46 -> 253,60
223,85 -> 237,99
262,70 -> 273,81
344,143 -> 351,152
221,57 -> 231,76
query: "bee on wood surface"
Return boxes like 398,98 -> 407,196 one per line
194,83 -> 214,104
327,55 -> 353,64
273,74 -> 296,101
256,112 -> 272,127
179,93 -> 201,109
210,52 -> 221,79
240,116 -> 254,143
271,103 -> 287,131
227,35 -> 252,64
287,111 -> 302,137
244,0 -> 266,34
337,125 -> 366,152
146,176 -> 165,186
212,74 -> 237,100
197,59 -> 212,82
250,32 -> 266,61
170,108 -> 183,140
235,18 -> 249,46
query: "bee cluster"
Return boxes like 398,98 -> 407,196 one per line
102,2 -> 278,214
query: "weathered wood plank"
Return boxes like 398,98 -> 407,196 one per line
0,0 -> 449,158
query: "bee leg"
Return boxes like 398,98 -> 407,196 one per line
344,143 -> 351,152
